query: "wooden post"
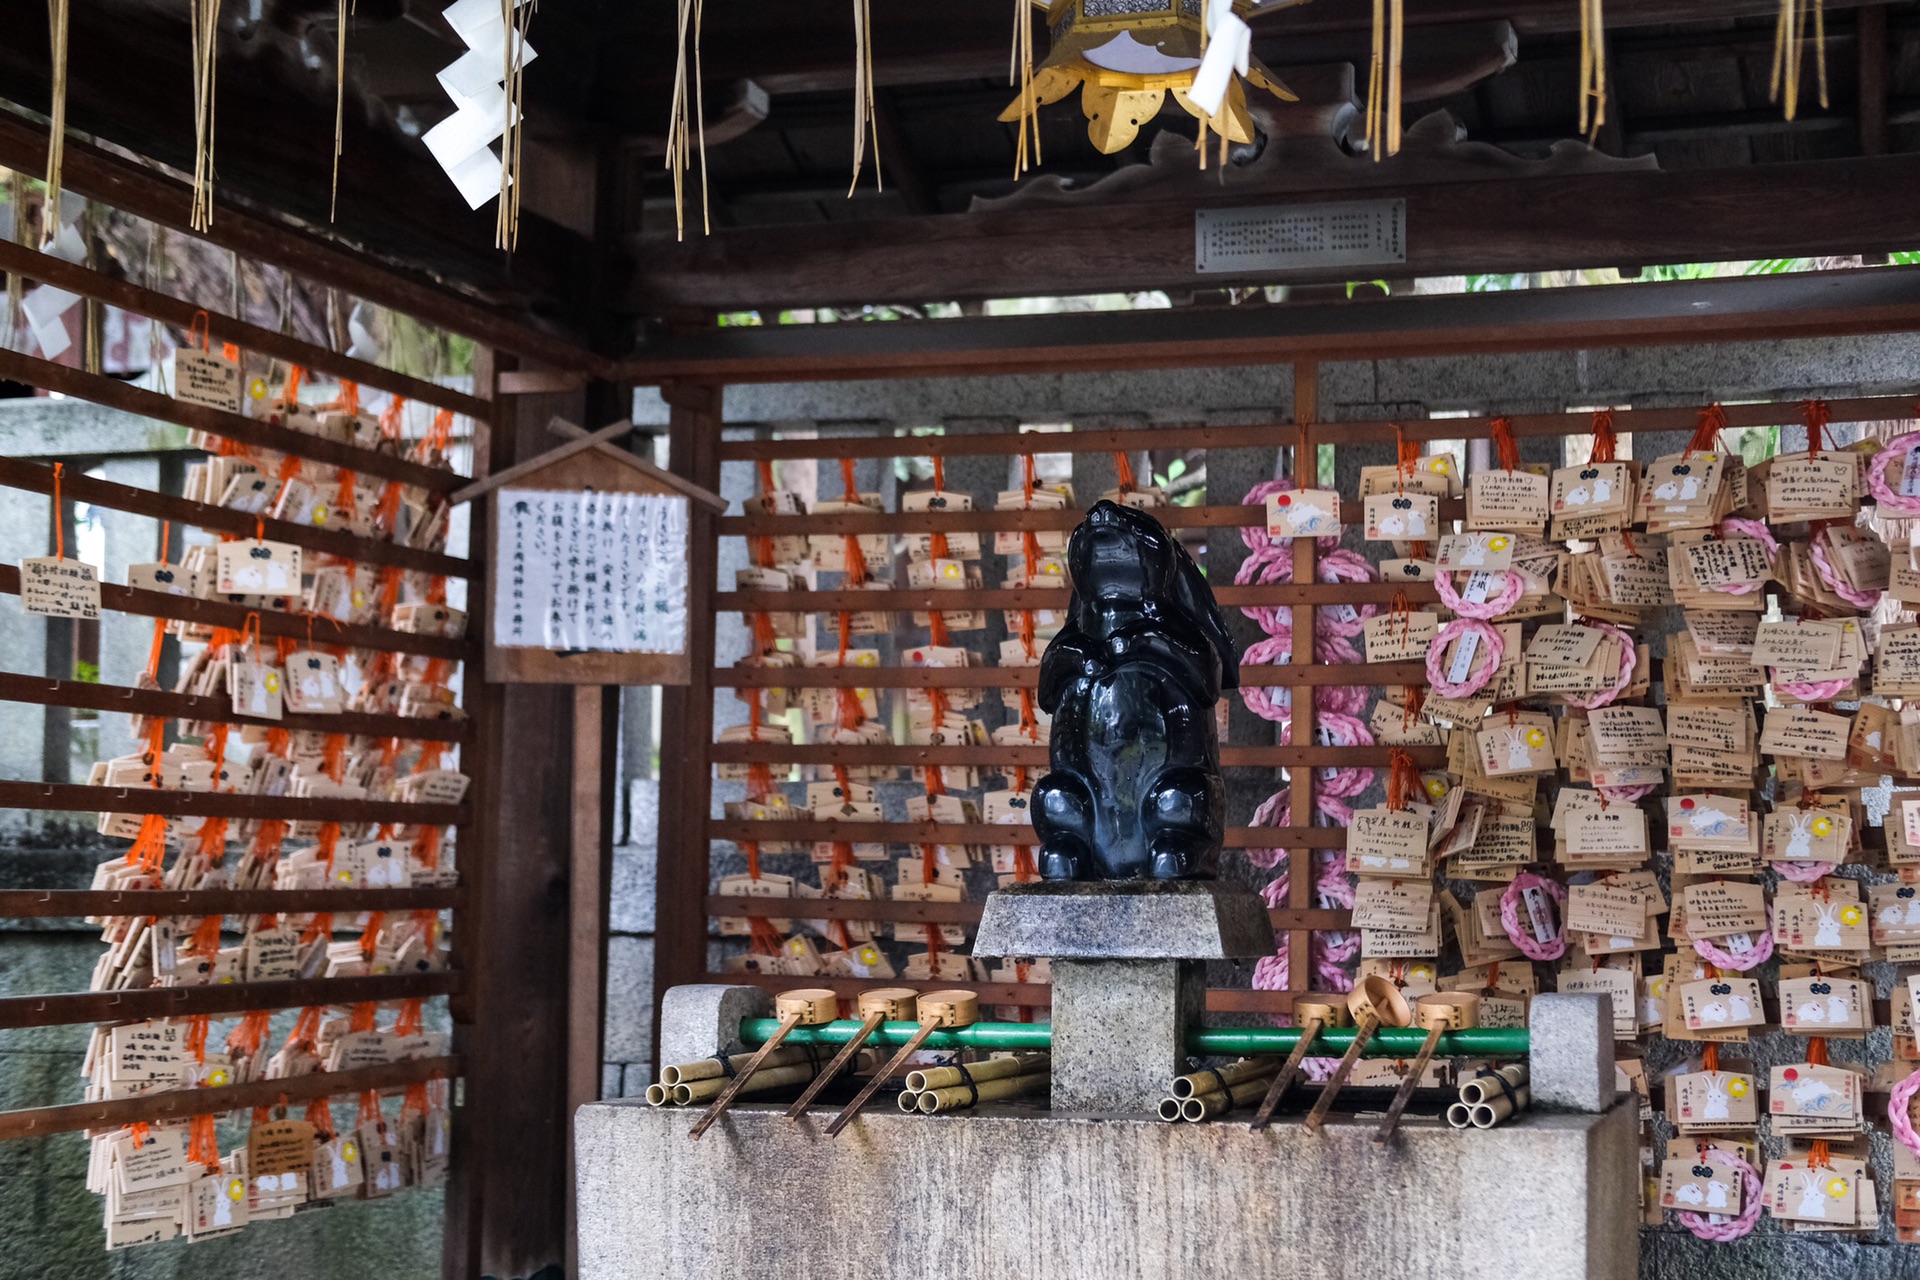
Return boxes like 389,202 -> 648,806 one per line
653,381 -> 725,1057
566,682 -> 615,1276
1286,362 -> 1319,1010
443,351 -> 588,1280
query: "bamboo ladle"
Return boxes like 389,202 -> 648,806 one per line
824,989 -> 977,1138
1372,991 -> 1480,1148
689,987 -> 837,1140
784,986 -> 918,1120
1303,976 -> 1413,1132
1249,992 -> 1351,1131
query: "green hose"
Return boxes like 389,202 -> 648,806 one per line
743,1019 -> 1529,1058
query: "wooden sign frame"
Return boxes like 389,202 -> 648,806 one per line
463,416 -> 724,686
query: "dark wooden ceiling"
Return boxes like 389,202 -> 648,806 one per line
2,1 -> 1918,329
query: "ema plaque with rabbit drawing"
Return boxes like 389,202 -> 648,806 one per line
1031,501 -> 1238,881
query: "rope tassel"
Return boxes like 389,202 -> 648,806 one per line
1363,0 -> 1404,160
848,0 -> 882,195
45,0 -> 70,238
1578,0 -> 1606,143
188,0 -> 221,231
1772,0 -> 1829,121
666,0 -> 710,238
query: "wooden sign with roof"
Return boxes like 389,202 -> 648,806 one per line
452,415 -> 725,685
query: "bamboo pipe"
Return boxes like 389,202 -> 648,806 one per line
1470,1083 -> 1531,1128
1373,991 -> 1481,1149
784,987 -> 918,1119
1304,976 -> 1413,1132
645,1083 -> 672,1107
689,988 -> 838,1140
672,1061 -> 842,1105
1158,1095 -> 1188,1121
908,1054 -> 1047,1093
824,990 -> 979,1137
915,1068 -> 1049,1113
1249,994 -> 1350,1131
1445,1101 -> 1474,1129
1180,1075 -> 1274,1122
1172,1056 -> 1278,1100
661,1043 -> 819,1087
1459,1062 -> 1528,1106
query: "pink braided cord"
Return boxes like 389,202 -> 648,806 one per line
1315,713 -> 1377,799
1689,910 -> 1774,971
1240,633 -> 1294,723
1771,676 -> 1851,702
1562,621 -> 1638,710
1245,788 -> 1353,869
1235,545 -> 1295,634
1868,431 -> 1920,515
1434,568 -> 1524,619
1674,1149 -> 1764,1241
1500,871 -> 1568,960
1809,534 -> 1880,610
1425,618 -> 1503,699
1774,859 -> 1840,883
1891,1067 -> 1920,1158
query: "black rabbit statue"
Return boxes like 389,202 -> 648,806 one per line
1031,500 -> 1239,881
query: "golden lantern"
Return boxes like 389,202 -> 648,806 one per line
1000,0 -> 1303,163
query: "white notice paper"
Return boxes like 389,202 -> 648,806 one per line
490,488 -> 689,653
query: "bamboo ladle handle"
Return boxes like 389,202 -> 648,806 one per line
689,988 -> 836,1140
784,987 -> 917,1120
1372,992 -> 1480,1149
824,990 -> 977,1138
1304,976 -> 1412,1133
1250,992 -> 1350,1132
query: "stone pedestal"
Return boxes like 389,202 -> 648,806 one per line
575,1101 -> 1640,1280
973,880 -> 1271,1112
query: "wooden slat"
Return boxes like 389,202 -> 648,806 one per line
702,973 -> 1313,1015
721,503 -> 1267,535
1289,398 -> 1320,1003
708,661 -> 1428,688
0,565 -> 472,662
1325,394 -> 1920,445
707,743 -> 1444,768
0,780 -> 465,824
0,345 -> 462,493
0,1056 -> 460,1140
709,971 -> 1049,1006
719,501 -> 1470,535
722,422 -> 1297,462
0,239 -> 493,422
715,583 -> 1435,611
0,456 -> 468,579
706,820 -> 1351,850
705,894 -> 1349,930
0,887 -> 461,918
0,670 -> 472,744
0,970 -> 461,1030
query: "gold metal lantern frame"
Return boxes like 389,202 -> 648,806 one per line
1001,0 -> 1300,154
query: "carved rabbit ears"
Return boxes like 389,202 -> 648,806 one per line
1065,500 -> 1238,689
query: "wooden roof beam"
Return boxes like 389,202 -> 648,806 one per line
623,152 -> 1920,315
